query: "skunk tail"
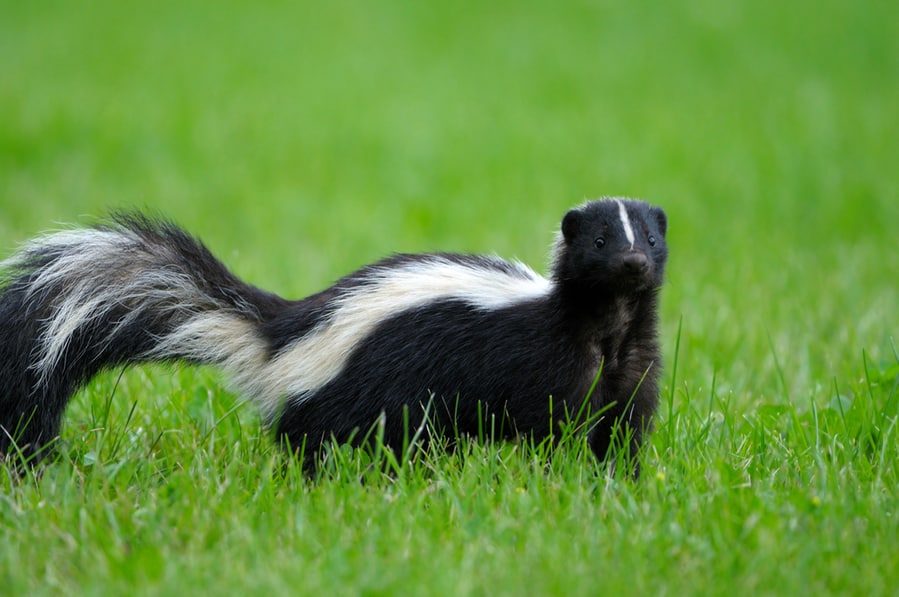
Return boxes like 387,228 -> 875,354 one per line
0,213 -> 289,459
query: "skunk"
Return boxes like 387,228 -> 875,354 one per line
0,198 -> 668,469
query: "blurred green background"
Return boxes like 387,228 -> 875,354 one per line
3,0 -> 895,397
2,1 -> 898,594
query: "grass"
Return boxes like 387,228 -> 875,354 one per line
1,0 -> 897,594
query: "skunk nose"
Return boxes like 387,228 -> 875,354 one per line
622,252 -> 648,273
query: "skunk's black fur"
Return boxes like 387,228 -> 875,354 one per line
0,199 -> 668,470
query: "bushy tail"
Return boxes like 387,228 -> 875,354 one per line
0,213 -> 289,460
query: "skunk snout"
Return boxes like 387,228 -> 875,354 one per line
621,252 -> 649,273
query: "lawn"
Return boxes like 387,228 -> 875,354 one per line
1,0 -> 897,594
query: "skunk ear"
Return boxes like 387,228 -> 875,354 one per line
650,206 -> 667,237
561,209 -> 582,242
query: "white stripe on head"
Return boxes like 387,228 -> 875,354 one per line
616,199 -> 635,249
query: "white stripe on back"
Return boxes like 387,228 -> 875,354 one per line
256,256 -> 552,415
616,199 -> 635,249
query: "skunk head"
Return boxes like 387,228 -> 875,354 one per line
553,198 -> 668,293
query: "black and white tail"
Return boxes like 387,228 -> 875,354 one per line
0,214 -> 289,459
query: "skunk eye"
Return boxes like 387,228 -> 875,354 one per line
648,235 -> 656,247
594,237 -> 606,249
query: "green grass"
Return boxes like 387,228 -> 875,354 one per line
1,0 -> 897,594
